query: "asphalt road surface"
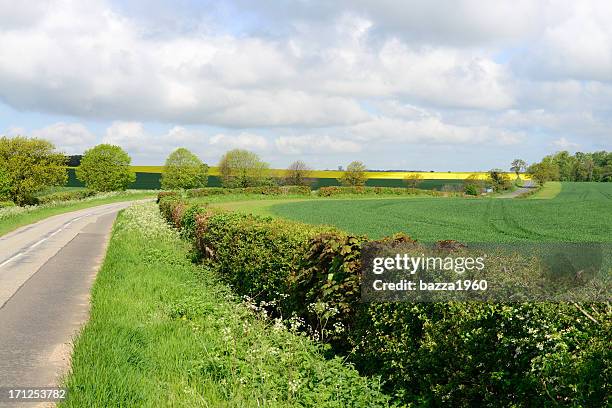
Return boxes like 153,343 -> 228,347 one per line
0,202 -> 133,407
498,180 -> 536,198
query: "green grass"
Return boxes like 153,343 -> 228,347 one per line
0,191 -> 157,237
529,181 -> 562,199
270,182 -> 612,243
190,192 -> 455,217
60,203 -> 391,407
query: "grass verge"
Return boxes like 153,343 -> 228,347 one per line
60,203 -> 392,407
0,191 -> 156,237
529,181 -> 562,199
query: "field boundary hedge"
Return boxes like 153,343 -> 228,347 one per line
317,186 -> 459,197
158,193 -> 611,407
187,185 -> 312,197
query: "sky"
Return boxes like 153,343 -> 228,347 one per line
1,0 -> 611,170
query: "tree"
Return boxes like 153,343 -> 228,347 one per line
487,169 -> 512,192
551,151 -> 575,181
339,161 -> 368,186
0,136 -> 67,205
218,149 -> 270,188
404,173 -> 424,189
0,164 -> 11,200
161,148 -> 208,190
285,160 -> 312,186
76,144 -> 135,191
510,159 -> 527,180
527,161 -> 559,185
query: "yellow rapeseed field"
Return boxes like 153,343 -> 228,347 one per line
129,166 -> 529,180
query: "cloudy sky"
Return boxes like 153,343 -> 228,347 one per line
1,0 -> 611,170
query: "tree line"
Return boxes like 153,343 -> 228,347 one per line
0,136 -> 372,205
3,135 -> 607,205
526,151 -> 611,184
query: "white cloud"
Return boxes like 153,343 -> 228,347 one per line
351,116 -> 523,146
552,137 -> 579,150
275,135 -> 361,155
3,126 -> 26,136
514,2 -> 612,82
0,0 -> 515,126
31,122 -> 97,154
209,133 -> 269,151
0,0 -> 610,167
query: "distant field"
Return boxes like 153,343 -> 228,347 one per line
270,182 -> 612,243
129,166 -> 523,180
66,167 -> 527,190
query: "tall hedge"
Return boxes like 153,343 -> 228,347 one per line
158,194 -> 611,407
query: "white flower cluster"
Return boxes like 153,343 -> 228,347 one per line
0,190 -> 157,221
115,202 -> 179,241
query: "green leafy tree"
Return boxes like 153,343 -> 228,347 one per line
404,173 -> 424,189
487,169 -> 512,192
284,160 -> 312,186
340,161 -> 368,186
161,148 -> 208,190
0,136 -> 67,205
551,151 -> 576,181
76,144 -> 135,191
528,150 -> 610,182
527,160 -> 560,185
510,159 -> 527,180
218,149 -> 270,188
0,164 -> 11,200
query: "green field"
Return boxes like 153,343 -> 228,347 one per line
270,182 -> 612,243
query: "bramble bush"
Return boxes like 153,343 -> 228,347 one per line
157,194 -> 611,407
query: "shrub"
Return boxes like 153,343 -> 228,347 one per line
156,191 -> 180,203
464,184 -> 480,196
0,200 -> 15,208
158,198 -> 611,407
488,169 -> 513,192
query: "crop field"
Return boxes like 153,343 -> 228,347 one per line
270,182 -> 612,243
67,166 -> 525,190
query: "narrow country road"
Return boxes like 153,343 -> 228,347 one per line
0,202 -> 134,406
498,180 -> 536,198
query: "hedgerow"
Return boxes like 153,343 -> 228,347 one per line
158,195 -> 611,407
186,185 -> 311,198
37,189 -> 97,204
156,190 -> 180,203
317,186 -> 455,197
